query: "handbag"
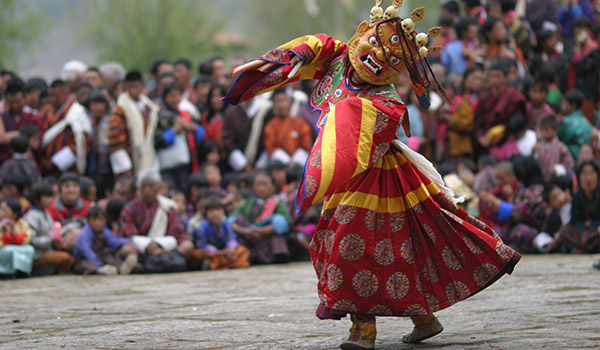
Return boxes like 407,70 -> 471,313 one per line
157,133 -> 190,170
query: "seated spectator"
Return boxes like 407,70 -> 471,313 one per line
185,172 -> 208,218
510,114 -> 537,156
170,190 -> 188,222
557,89 -> 592,160
556,161 -> 600,253
0,135 -> 41,192
79,176 -> 97,204
111,175 -> 137,203
189,197 -> 249,270
118,169 -> 193,272
229,171 -> 293,264
535,184 -> 573,253
268,160 -> 288,196
533,115 -> 574,184
201,163 -> 226,197
2,174 -> 31,214
479,158 -> 547,253
576,143 -> 595,166
186,188 -> 212,237
285,163 -> 319,260
263,89 -> 312,166
0,198 -> 34,276
47,172 -> 91,224
23,183 -> 74,275
73,206 -> 138,275
473,155 -> 498,193
106,197 -> 126,233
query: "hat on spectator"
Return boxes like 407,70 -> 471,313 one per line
58,172 -> 80,187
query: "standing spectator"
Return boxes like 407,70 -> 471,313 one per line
462,0 -> 487,25
557,89 -> 593,160
441,17 -> 479,75
60,60 -> 87,93
154,84 -> 204,190
118,170 -> 194,271
525,0 -> 559,34
75,82 -> 92,109
0,77 -> 42,165
108,71 -> 160,176
47,172 -> 91,224
263,89 -> 312,166
559,0 -> 596,52
174,58 -> 197,104
0,198 -> 34,276
24,183 -> 74,275
24,78 -> 48,113
448,66 -> 483,158
40,79 -> 91,175
86,90 -> 113,198
201,84 -> 228,147
478,17 -> 525,64
500,0 -> 534,62
189,197 -> 250,270
99,62 -> 126,97
84,67 -> 103,89
208,56 -> 227,85
148,59 -> 173,100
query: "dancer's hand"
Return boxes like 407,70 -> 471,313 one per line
230,60 -> 279,76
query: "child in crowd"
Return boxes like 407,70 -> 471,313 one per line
267,160 -> 288,196
190,197 -> 249,270
170,190 -> 189,222
186,188 -> 212,237
19,124 -> 42,154
186,172 -> 208,217
557,89 -> 593,160
229,171 -> 293,264
526,81 -> 552,129
510,113 -> 537,156
201,163 -> 226,197
79,176 -> 98,204
23,183 -> 74,275
106,198 -> 127,234
73,206 -> 138,275
0,198 -> 34,276
533,115 -> 574,184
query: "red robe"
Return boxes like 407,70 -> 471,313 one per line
226,34 -> 520,318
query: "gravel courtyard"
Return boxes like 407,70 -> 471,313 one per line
1,254 -> 599,349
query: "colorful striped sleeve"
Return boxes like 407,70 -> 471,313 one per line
224,34 -> 347,105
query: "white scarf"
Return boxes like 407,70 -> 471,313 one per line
41,100 -> 91,173
245,95 -> 273,164
117,93 -> 159,174
147,195 -> 178,239
393,140 -> 464,204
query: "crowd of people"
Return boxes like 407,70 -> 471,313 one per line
1,0 -> 600,278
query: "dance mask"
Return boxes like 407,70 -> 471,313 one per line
347,0 -> 442,86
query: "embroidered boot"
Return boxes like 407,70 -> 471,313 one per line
340,314 -> 376,350
402,314 -> 443,343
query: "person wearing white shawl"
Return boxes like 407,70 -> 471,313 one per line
107,71 -> 159,175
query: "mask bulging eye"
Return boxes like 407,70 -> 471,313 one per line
369,36 -> 378,46
390,34 -> 400,44
390,56 -> 400,65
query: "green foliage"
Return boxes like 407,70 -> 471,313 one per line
82,0 -> 236,71
0,0 -> 44,69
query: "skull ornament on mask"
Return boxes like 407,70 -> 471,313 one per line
347,20 -> 418,86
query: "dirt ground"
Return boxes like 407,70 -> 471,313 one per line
1,254 -> 599,350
